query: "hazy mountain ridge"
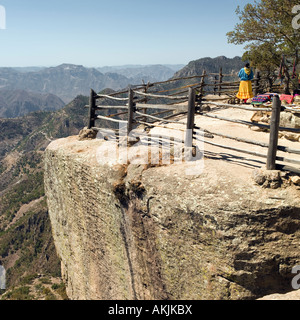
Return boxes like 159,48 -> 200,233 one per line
13,67 -> 47,73
0,64 -> 184,105
0,58 -> 241,113
173,56 -> 243,78
0,64 -> 130,103
0,89 -> 65,118
98,64 -> 184,84
153,56 -> 243,93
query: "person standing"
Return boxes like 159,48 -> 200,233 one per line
236,63 -> 254,103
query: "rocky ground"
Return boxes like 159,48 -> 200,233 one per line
44,102 -> 300,299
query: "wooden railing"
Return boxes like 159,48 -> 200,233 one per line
86,72 -> 300,174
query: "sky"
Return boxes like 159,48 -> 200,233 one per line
0,0 -> 255,68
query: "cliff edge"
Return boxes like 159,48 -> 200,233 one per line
44,135 -> 300,300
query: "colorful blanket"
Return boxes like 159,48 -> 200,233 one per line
251,93 -> 278,105
280,94 -> 294,104
251,94 -> 272,104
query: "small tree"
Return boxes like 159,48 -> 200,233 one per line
227,0 -> 300,93
243,43 -> 281,91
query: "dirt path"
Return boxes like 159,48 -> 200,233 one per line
196,106 -> 300,171
146,99 -> 300,182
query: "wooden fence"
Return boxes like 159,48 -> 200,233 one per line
86,72 -> 300,174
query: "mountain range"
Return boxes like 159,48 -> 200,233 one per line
0,64 -> 184,105
0,57 -> 243,119
0,64 -> 129,103
97,64 -> 184,84
0,89 -> 65,118
173,56 -> 243,78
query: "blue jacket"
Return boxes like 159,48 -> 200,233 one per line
238,68 -> 254,81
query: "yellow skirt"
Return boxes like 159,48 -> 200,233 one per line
236,80 -> 253,100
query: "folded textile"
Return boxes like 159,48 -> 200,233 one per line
280,94 -> 293,104
252,94 -> 272,104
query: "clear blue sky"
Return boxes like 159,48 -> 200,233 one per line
0,0 -> 255,67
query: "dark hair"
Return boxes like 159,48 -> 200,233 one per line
245,63 -> 250,68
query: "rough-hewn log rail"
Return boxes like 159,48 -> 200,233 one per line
133,90 -> 188,100
195,127 -> 300,155
135,109 -> 172,119
86,70 -> 300,173
97,115 -> 128,124
203,101 -> 272,112
193,135 -> 300,166
135,103 -> 183,110
135,111 -> 186,125
200,113 -> 300,133
95,94 -> 128,101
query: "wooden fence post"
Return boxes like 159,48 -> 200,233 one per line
200,70 -> 206,99
142,81 -> 150,122
266,95 -> 281,170
88,89 -> 96,129
218,68 -> 223,96
213,75 -> 217,95
127,88 -> 134,136
185,87 -> 196,151
197,70 -> 206,112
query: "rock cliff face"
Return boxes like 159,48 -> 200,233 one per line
44,136 -> 300,300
